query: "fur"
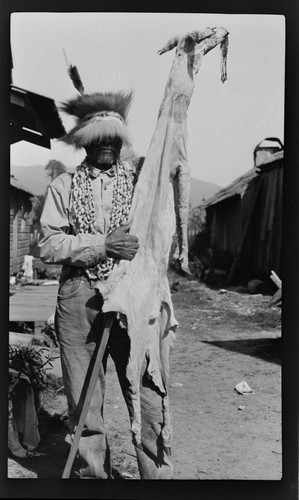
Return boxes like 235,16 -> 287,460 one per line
60,91 -> 133,122
59,90 -> 133,148
59,116 -> 131,149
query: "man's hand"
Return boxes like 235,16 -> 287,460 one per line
105,224 -> 139,261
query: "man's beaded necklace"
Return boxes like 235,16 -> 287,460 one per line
70,158 -> 135,281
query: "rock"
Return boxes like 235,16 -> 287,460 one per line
248,279 -> 274,295
234,381 -> 254,394
247,279 -> 265,294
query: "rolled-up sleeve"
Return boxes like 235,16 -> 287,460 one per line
39,174 -> 107,267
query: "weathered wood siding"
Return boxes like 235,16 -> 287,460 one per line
10,284 -> 58,322
207,196 -> 242,255
205,157 -> 283,279
241,160 -> 282,276
10,187 -> 33,275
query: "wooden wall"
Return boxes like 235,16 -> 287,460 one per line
205,158 -> 283,280
207,196 -> 242,255
10,187 -> 33,275
241,161 -> 282,277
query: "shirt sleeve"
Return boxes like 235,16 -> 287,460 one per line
39,175 -> 107,267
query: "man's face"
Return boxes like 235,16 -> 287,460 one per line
85,138 -> 122,168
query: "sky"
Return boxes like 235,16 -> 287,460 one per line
10,12 -> 285,187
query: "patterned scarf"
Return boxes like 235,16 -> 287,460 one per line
70,158 -> 135,280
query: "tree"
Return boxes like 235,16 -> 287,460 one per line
45,159 -> 67,182
188,204 -> 206,237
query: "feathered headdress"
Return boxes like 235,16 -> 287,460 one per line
59,55 -> 133,149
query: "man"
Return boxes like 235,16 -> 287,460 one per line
39,88 -> 174,479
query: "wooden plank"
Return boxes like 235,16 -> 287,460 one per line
17,248 -> 29,256
17,233 -> 30,241
227,180 -> 262,282
9,284 -> 59,322
10,304 -> 57,310
10,311 -> 55,322
17,252 -> 30,261
10,290 -> 58,298
10,299 -> 58,305
10,293 -> 58,300
12,212 -> 18,274
17,253 -> 28,262
270,270 -> 282,289
17,246 -> 30,254
10,307 -> 57,322
10,297 -> 58,306
14,284 -> 59,291
259,174 -> 272,239
9,301 -> 57,309
18,243 -> 29,250
265,169 -> 279,271
10,298 -> 57,306
12,290 -> 59,296
9,291 -> 58,300
273,165 -> 283,273
9,332 -> 34,347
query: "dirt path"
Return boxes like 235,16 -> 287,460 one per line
8,274 -> 281,480
169,278 -> 281,480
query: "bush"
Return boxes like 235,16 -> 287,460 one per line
9,345 -> 53,393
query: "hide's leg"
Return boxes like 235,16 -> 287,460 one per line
109,317 -> 174,479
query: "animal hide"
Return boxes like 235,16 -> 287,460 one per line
96,27 -> 228,446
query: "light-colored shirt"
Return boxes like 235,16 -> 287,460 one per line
39,165 -> 116,268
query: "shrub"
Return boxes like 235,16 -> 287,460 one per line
9,345 -> 53,393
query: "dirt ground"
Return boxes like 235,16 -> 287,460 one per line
8,272 -> 282,480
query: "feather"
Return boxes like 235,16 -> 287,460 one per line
63,48 -> 85,95
68,65 -> 85,95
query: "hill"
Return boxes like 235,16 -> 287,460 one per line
10,165 -> 51,196
189,177 -> 221,207
10,164 -> 222,203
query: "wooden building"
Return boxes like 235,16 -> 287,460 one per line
10,54 -> 66,277
204,140 -> 283,283
10,176 -> 34,275
10,84 -> 65,150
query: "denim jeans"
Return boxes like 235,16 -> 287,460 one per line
55,273 -> 174,479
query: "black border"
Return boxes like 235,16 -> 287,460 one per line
1,1 -> 298,499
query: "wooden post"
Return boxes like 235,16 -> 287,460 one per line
62,313 -> 114,479
12,210 -> 18,274
270,270 -> 282,289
